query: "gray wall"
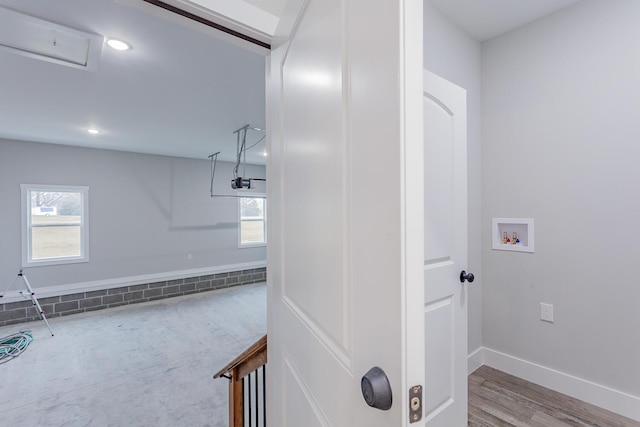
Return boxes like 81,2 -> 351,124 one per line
424,1 -> 483,355
0,139 -> 266,292
482,0 -> 640,396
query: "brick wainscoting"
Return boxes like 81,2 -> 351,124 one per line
0,267 -> 266,327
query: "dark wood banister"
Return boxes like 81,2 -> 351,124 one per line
214,334 -> 267,427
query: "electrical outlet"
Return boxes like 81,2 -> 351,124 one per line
540,303 -> 554,323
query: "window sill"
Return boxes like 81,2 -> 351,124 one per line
238,243 -> 266,249
22,256 -> 89,268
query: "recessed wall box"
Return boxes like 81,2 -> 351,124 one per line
492,218 -> 534,253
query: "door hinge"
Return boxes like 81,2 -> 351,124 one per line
409,385 -> 422,423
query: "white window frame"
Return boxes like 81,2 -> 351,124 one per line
21,184 -> 90,267
238,195 -> 267,248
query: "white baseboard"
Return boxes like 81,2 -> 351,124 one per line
468,347 -> 640,422
0,261 -> 267,303
467,346 -> 485,375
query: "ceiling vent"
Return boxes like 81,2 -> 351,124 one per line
0,6 -> 103,71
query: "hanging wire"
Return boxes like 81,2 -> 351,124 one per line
209,150 -> 266,198
233,128 -> 243,179
0,331 -> 34,364
232,125 -> 266,179
244,135 -> 266,152
209,125 -> 267,198
209,152 -> 221,197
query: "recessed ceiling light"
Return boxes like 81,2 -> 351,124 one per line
87,129 -> 100,134
106,38 -> 132,51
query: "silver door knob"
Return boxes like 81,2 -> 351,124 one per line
361,367 -> 392,410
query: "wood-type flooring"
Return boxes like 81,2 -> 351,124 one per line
469,366 -> 640,427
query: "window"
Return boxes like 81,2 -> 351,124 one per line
21,184 -> 89,266
239,197 -> 266,247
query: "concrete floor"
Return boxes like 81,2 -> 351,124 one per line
0,283 -> 266,427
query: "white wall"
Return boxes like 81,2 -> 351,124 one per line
423,1 -> 483,355
0,139 -> 266,292
482,0 -> 640,397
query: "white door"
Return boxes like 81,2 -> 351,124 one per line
422,70 -> 468,426
267,0 -> 425,425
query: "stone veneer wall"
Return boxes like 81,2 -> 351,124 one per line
0,267 -> 266,327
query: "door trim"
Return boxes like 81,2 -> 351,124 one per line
141,0 -> 271,49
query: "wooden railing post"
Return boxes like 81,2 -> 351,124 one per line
230,368 -> 244,427
214,335 -> 267,427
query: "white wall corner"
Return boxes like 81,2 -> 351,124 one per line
481,347 -> 640,422
467,347 -> 485,375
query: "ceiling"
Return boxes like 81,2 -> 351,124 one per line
0,0 -> 583,164
0,0 -> 267,164
427,0 -> 583,41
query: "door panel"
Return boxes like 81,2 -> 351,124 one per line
284,355 -> 330,426
423,96 -> 455,263
268,0 -> 424,425
423,70 -> 468,426
424,298 -> 454,415
280,0 -> 348,358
